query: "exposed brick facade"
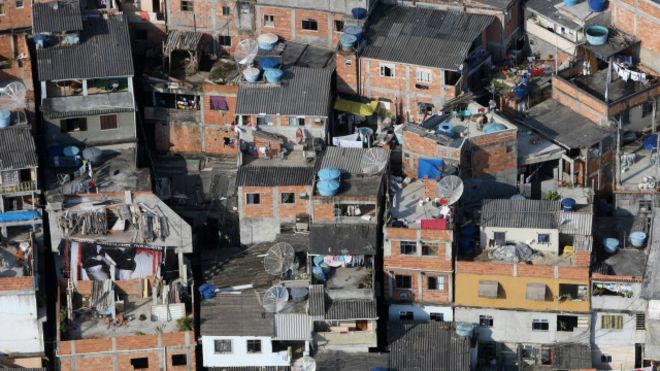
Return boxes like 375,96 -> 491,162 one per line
0,33 -> 35,117
0,0 -> 32,31
0,275 -> 34,291
255,5 -> 342,48
239,185 -> 312,220
611,0 -> 660,72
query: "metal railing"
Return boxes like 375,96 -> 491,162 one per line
0,180 -> 36,194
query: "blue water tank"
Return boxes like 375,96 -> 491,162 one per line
317,179 -> 340,196
345,26 -> 363,42
586,25 -> 609,46
258,57 -> 279,70
63,145 -> 80,157
561,198 -> 576,212
437,122 -> 454,137
483,123 -> 508,134
643,134 -> 658,151
603,238 -> 620,254
564,0 -> 579,6
630,231 -> 647,248
243,67 -> 260,83
340,34 -> 357,50
0,210 -> 39,223
198,283 -> 217,300
264,68 -> 283,83
588,0 -> 608,12
351,7 -> 367,19
318,168 -> 341,181
0,110 -> 10,128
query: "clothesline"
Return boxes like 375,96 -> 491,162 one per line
613,62 -> 648,84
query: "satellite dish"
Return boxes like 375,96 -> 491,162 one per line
436,175 -> 464,205
360,147 -> 388,175
234,38 -> 259,65
292,356 -> 316,371
262,286 -> 289,313
264,242 -> 295,276
0,81 -> 26,110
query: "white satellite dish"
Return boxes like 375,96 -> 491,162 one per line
0,81 -> 26,110
264,242 -> 295,276
234,38 -> 259,65
436,175 -> 464,206
292,356 -> 316,371
262,286 -> 289,313
360,147 -> 388,175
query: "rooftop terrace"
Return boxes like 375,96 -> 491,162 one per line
388,179 -> 453,230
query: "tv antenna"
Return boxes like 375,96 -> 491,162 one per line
264,242 -> 295,276
262,286 -> 289,313
436,175 -> 464,205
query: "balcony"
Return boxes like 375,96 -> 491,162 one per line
0,181 -> 36,194
314,330 -> 377,346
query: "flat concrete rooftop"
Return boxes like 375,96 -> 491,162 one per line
570,67 -> 658,104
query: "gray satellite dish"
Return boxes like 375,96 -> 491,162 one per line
436,175 -> 464,205
292,356 -> 316,371
262,286 -> 289,313
0,81 -> 26,110
360,147 -> 388,175
264,242 -> 295,276
234,38 -> 259,65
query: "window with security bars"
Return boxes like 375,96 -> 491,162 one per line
601,315 -> 623,329
532,319 -> 549,331
421,241 -> 439,256
479,315 -> 493,327
636,313 -> 645,330
181,0 -> 193,11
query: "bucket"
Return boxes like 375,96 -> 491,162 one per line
586,25 -> 609,45
603,238 -> 620,254
258,57 -> 279,70
290,287 -> 309,302
351,7 -> 367,20
344,26 -> 363,42
630,231 -> 647,248
243,67 -> 260,82
0,109 -> 10,128
317,179 -> 340,196
340,34 -> 357,50
257,33 -> 278,50
643,134 -> 658,151
588,0 -> 608,12
264,68 -> 283,83
438,122 -> 454,137
561,198 -> 576,212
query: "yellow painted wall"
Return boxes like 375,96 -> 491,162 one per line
455,273 -> 590,313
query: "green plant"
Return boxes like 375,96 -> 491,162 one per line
177,316 -> 193,331
134,331 -> 146,336
544,191 -> 560,201
59,307 -> 69,339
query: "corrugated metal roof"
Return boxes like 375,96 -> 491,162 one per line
274,313 -> 312,340
41,92 -> 136,119
325,299 -> 377,320
0,126 -> 38,171
236,166 -> 314,187
33,0 -> 83,33
559,211 -> 593,236
200,291 -> 275,337
208,367 -> 289,371
362,5 -> 495,70
308,284 -> 325,318
36,14 -> 134,81
235,66 -> 332,116
480,199 -> 560,229
310,224 -> 378,256
164,30 -> 204,54
317,147 -> 390,175
315,351 -> 389,371
572,235 -> 593,252
388,321 -> 471,371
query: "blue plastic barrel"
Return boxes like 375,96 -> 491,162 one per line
588,0 -> 607,12
344,26 -> 363,42
243,67 -> 260,82
483,123 -> 508,134
340,34 -> 357,50
258,57 -> 279,70
0,110 -> 10,128
630,231 -> 647,248
643,134 -> 658,151
561,198 -> 576,212
318,168 -> 341,181
438,122 -> 454,137
351,7 -> 367,20
317,179 -> 340,196
514,83 -> 528,98
198,283 -> 217,300
586,25 -> 609,45
0,210 -> 39,223
603,238 -> 620,254
264,68 -> 283,83
564,0 -> 579,5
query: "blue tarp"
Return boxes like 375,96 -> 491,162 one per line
418,158 -> 445,180
0,210 -> 39,223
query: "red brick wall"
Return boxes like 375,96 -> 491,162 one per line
294,9 -> 330,41
241,186 -> 274,218
336,51 -> 358,95
0,0 -> 32,31
313,203 -> 335,222
258,6 -> 293,40
202,83 -> 238,126
161,122 -> 201,153
612,0 -> 660,61
468,130 -> 517,177
386,269 -> 451,304
75,277 -> 152,297
278,185 -> 311,219
458,261 -> 514,275
0,275 -> 33,291
0,34 -> 34,115
552,75 -> 608,124
402,130 -> 462,178
204,126 -> 238,155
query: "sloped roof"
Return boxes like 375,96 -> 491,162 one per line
33,0 -> 83,33
317,147 -> 390,175
236,66 -> 332,116
36,13 -> 134,81
362,5 -> 495,70
200,291 -> 275,337
325,299 -> 377,320
309,223 -> 378,256
236,166 -> 314,187
481,199 -> 561,229
0,126 -> 38,170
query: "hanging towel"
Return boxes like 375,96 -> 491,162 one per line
210,96 -> 229,111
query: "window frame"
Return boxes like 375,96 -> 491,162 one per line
218,35 -> 232,47
379,64 -> 395,78
171,354 -> 187,366
636,313 -> 646,330
0,1 -> 5,15
246,193 -> 260,205
263,14 -> 275,27
100,114 -> 118,131
61,117 -> 88,132
394,274 -> 412,289
532,319 -> 549,331
427,276 -> 444,291
214,339 -> 232,354
130,357 -> 149,369
479,315 -> 493,327
280,192 -> 295,204
334,20 -> 344,32
399,240 -> 417,255
301,18 -> 319,31
421,241 -> 439,256
601,314 -> 624,330
493,231 -> 506,245
246,339 -> 262,353
416,69 -> 432,83
180,0 -> 193,11
429,312 -> 444,321
222,5 -> 230,16
537,233 -> 550,244
15,0 -> 23,8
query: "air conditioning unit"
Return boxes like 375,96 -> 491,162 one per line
399,291 -> 411,300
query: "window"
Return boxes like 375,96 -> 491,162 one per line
416,69 -> 432,83
334,20 -> 344,32
601,354 -> 612,363
532,319 -> 549,331
302,19 -> 318,31
559,284 -> 588,301
222,5 -> 230,15
537,233 -> 549,243
61,118 -> 87,132
130,358 -> 149,369
214,339 -> 232,353
506,144 -> 514,153
395,274 -> 412,289
281,192 -> 295,204
418,102 -> 433,114
379,64 -> 394,77
264,14 -> 274,27
171,354 -> 187,366
421,241 -> 439,256
493,232 -> 506,245
218,35 -> 231,47
427,276 -> 444,291
0,1 -> 5,15
642,102 -> 653,118
479,315 -> 493,327
181,0 -> 193,11
100,115 -> 118,130
1,171 -> 17,185
246,339 -> 262,353
399,311 -> 413,320
289,117 -> 305,126
15,0 -> 22,8
602,315 -> 624,329
344,58 -> 352,66
557,315 -> 578,332
540,346 -> 552,365
399,240 -> 416,255
429,313 -> 444,321
246,193 -> 260,205
636,313 -> 646,330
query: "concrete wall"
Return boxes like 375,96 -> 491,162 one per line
591,311 -> 645,370
45,111 -> 137,147
592,281 -> 646,312
0,290 -> 43,354
201,336 -> 289,368
481,226 -> 559,255
454,307 -> 591,344
388,303 -> 454,322
611,0 -> 660,73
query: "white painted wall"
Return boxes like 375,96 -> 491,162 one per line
592,344 -> 639,371
0,291 -> 43,354
481,226 -> 559,255
454,307 -> 590,344
201,336 -> 290,368
388,304 -> 454,322
592,312 -> 645,346
592,282 -> 647,312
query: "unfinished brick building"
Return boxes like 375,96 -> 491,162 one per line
610,0 -> 660,73
0,0 -> 34,118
